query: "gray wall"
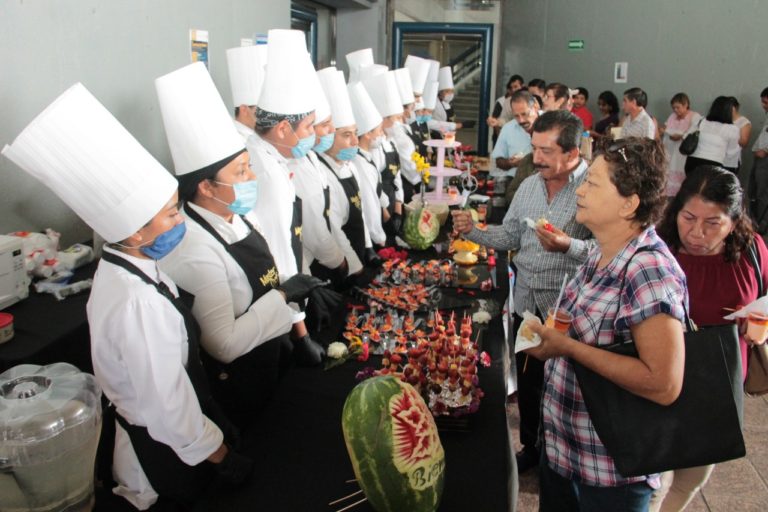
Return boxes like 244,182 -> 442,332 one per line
499,0 -> 768,177
1,0 -> 290,245
335,1 -> 388,75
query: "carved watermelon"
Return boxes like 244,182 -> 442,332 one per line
403,207 -> 440,250
341,376 -> 445,512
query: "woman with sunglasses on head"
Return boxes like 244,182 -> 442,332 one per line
651,166 -> 768,512
524,138 -> 688,511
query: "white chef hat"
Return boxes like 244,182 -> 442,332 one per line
317,67 -> 355,129
438,66 -> 454,91
362,71 -> 403,118
312,73 -> 332,126
348,82 -> 382,136
155,62 -> 246,201
393,68 -> 415,105
257,29 -> 316,116
414,97 -> 425,111
1,83 -> 177,243
358,64 -> 388,83
422,80 -> 439,110
426,60 -> 440,84
404,55 -> 429,96
226,45 -> 266,107
345,48 -> 374,84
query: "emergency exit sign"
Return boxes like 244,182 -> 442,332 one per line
568,40 -> 585,51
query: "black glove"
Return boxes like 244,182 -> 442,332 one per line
307,287 -> 343,332
391,213 -> 403,235
214,449 -> 254,487
277,274 -> 326,303
363,247 -> 383,268
292,334 -> 326,366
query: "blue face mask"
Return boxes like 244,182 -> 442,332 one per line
291,132 -> 316,159
213,179 -> 259,215
417,114 -> 432,124
336,146 -> 359,161
313,132 -> 335,153
140,222 -> 187,260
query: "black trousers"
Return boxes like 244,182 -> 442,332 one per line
512,310 -> 545,453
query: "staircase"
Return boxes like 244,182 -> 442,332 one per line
453,77 -> 482,121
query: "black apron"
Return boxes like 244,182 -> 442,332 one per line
101,250 -> 220,508
444,102 -> 456,123
184,205 -> 289,420
322,185 -> 332,232
410,120 -> 430,158
291,197 -> 303,272
381,144 -> 401,217
318,156 -> 367,261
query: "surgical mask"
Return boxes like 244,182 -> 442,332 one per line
140,222 -> 187,260
313,132 -> 335,153
212,179 -> 259,215
384,122 -> 402,138
417,114 -> 432,124
369,135 -> 385,150
336,146 -> 359,161
443,93 -> 454,103
291,132 -> 316,159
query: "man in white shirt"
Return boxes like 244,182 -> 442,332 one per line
620,87 -> 655,139
749,86 -> 768,235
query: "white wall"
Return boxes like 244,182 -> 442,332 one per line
0,0 -> 290,244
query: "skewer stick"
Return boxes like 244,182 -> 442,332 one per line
344,478 -> 357,483
328,489 -> 363,506
335,497 -> 368,512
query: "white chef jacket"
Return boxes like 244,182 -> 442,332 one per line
88,246 -> 223,510
396,123 -> 422,186
353,147 -> 388,245
287,151 -> 346,271
234,120 -> 255,143
318,153 -> 370,272
373,139 -> 405,204
160,203 -> 294,364
428,101 -> 458,133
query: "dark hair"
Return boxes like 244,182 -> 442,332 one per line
598,91 -> 619,114
576,87 -> 589,100
670,93 -> 690,107
532,110 -> 583,152
532,94 -> 544,109
761,87 -> 768,99
729,96 -> 740,110
597,137 -> 666,228
623,87 -> 647,108
658,165 -> 754,263
706,96 -> 734,124
545,82 -> 570,102
528,78 -> 546,89
507,74 -> 524,88
509,90 -> 536,108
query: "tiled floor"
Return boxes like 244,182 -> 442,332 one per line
509,394 -> 768,511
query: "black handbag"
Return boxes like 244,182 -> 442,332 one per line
572,248 -> 745,478
678,120 -> 701,155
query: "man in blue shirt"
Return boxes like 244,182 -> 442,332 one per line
491,90 -> 539,178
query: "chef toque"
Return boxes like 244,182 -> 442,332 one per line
422,80 -> 439,110
317,67 -> 356,129
362,71 -> 403,118
357,64 -> 388,83
348,82 -> 382,136
404,55 -> 429,96
394,68 -> 416,106
426,60 -> 440,84
257,29 -> 316,115
1,83 -> 177,243
345,48 -> 374,84
156,62 -> 245,178
312,72 -> 332,126
438,66 -> 454,91
226,45 -> 266,107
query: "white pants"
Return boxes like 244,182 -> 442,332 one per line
648,464 -> 715,512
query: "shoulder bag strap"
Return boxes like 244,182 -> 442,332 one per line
746,238 -> 764,298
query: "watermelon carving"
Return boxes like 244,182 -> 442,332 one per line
403,207 -> 440,250
342,376 -> 445,512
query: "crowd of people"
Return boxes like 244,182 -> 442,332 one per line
457,74 -> 768,511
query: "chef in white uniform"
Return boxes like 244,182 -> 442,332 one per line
287,74 -> 351,286
404,55 -> 430,114
155,63 -> 324,423
2,84 -> 251,511
226,44 -> 267,142
349,81 -> 388,248
248,29 -> 326,355
433,65 -> 462,131
393,67 -> 422,203
316,68 -> 378,269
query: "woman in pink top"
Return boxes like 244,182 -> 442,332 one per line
654,166 -> 768,512
661,93 -> 700,196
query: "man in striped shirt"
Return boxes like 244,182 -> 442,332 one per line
452,110 -> 594,473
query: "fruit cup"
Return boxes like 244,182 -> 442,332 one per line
545,308 -> 573,334
747,311 -> 768,344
